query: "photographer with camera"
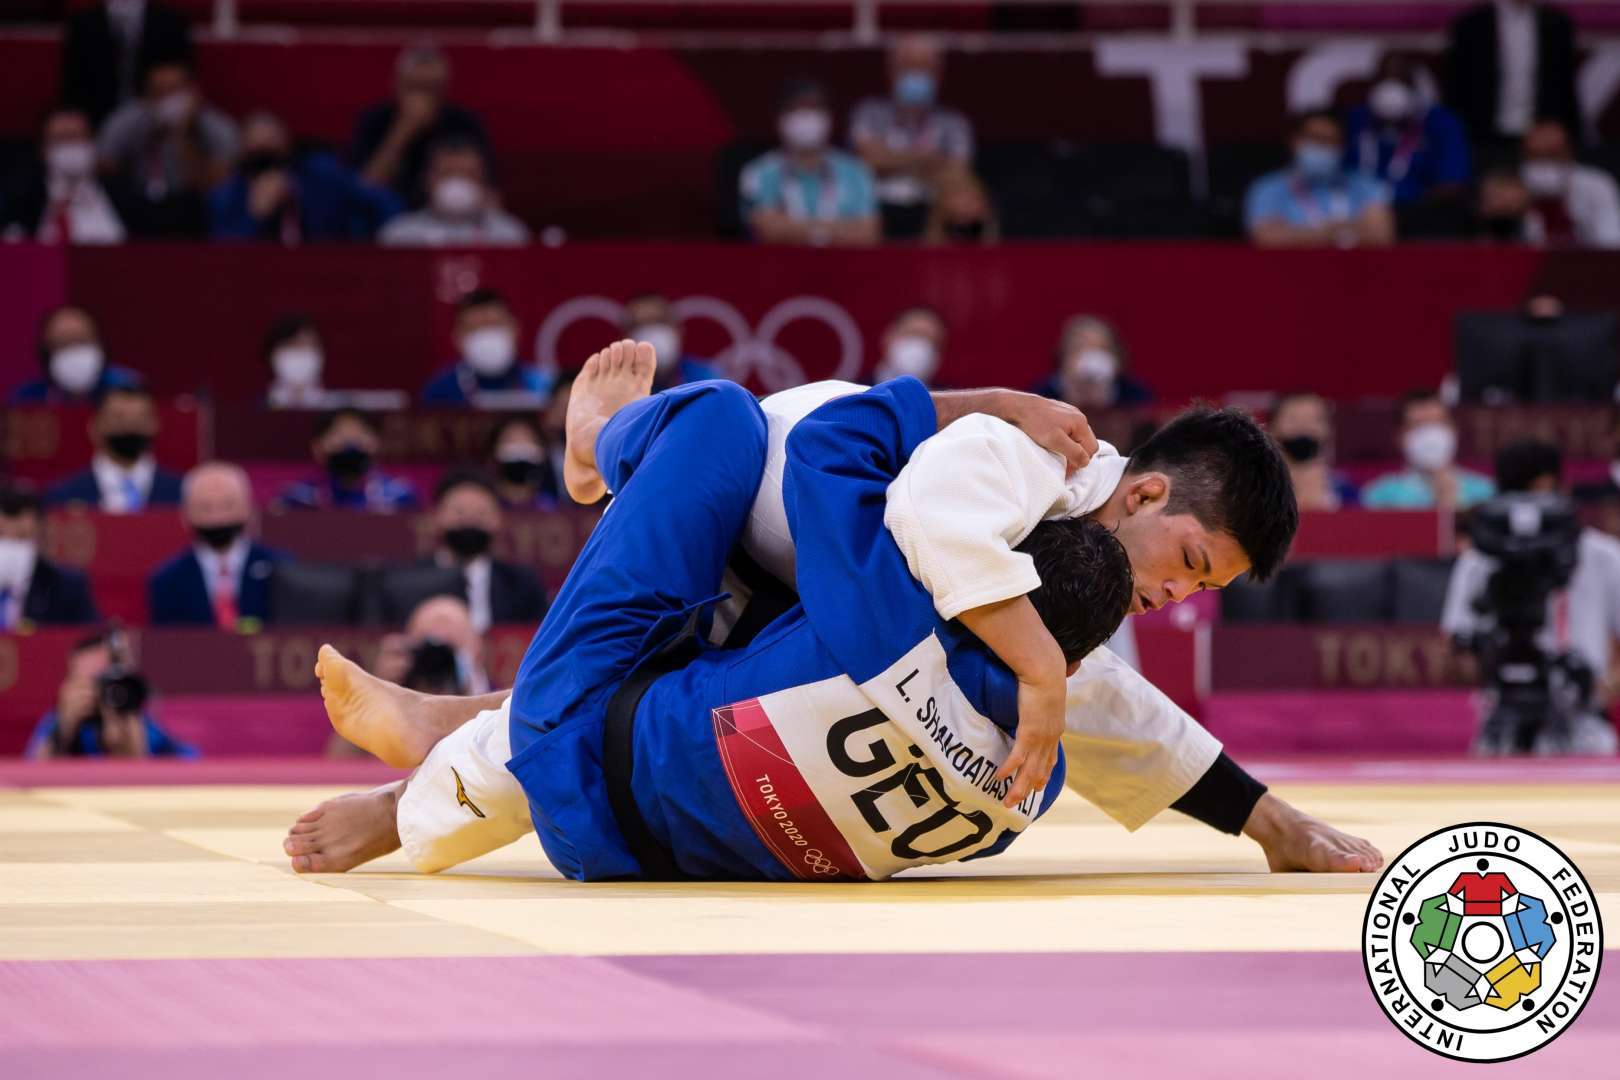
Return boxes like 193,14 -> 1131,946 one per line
1442,439 -> 1620,755
26,629 -> 194,759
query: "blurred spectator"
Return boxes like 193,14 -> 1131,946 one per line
487,414 -> 562,509
1246,111 -> 1395,248
27,630 -> 194,759
1344,55 -> 1471,208
849,35 -> 974,240
871,306 -> 948,386
44,385 -> 183,512
1269,391 -> 1359,511
277,408 -> 419,512
209,112 -> 401,243
1446,0 -> 1580,148
374,595 -> 492,694
741,80 -> 879,247
60,0 -> 193,127
922,167 -> 999,245
0,106 -> 126,245
421,288 -> 546,405
1475,166 -> 1536,241
1517,120 -> 1620,249
1441,439 -> 1620,754
262,313 -> 331,409
10,305 -> 142,405
422,469 -> 548,633
97,60 -> 237,237
377,137 -> 528,248
1574,407 -> 1620,505
148,462 -> 286,628
0,487 -> 99,629
1362,389 -> 1495,510
622,293 -> 720,390
1033,315 -> 1152,408
350,44 -> 491,210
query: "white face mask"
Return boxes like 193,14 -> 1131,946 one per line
50,343 -> 104,394
462,326 -> 517,377
272,345 -> 323,389
46,141 -> 96,180
0,537 -> 35,588
1368,79 -> 1415,123
779,108 -> 831,151
154,90 -> 193,127
877,335 -> 939,383
1072,348 -> 1119,383
1522,160 -> 1573,198
629,324 -> 681,370
1403,422 -> 1457,472
432,175 -> 483,217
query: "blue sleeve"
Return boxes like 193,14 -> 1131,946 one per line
145,715 -> 197,759
738,155 -> 775,219
781,376 -> 940,684
1428,108 -> 1472,186
207,177 -> 260,239
1245,174 -> 1287,228
843,157 -> 878,218
25,711 -> 59,757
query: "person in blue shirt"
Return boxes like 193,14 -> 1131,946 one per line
276,408 -> 419,512
209,111 -> 401,243
740,79 -> 880,247
420,288 -> 549,406
1344,55 -> 1471,209
10,305 -> 142,405
621,292 -> 722,391
1270,391 -> 1360,510
1363,389 -> 1495,510
1246,110 -> 1396,248
27,632 -> 195,759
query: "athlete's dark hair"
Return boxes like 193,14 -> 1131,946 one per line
1126,405 -> 1298,583
1015,518 -> 1133,665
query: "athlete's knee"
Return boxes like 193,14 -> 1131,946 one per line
678,380 -> 767,467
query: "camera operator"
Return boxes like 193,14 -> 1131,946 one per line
1441,439 -> 1620,755
26,630 -> 194,759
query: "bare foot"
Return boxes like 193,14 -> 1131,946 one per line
283,782 -> 403,873
1244,793 -> 1384,873
563,339 -> 656,504
317,644 -> 436,768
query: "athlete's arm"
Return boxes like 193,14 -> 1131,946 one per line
930,388 -> 1098,474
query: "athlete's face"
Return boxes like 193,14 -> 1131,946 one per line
1106,473 -> 1250,615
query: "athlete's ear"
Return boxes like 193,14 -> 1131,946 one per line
1123,473 -> 1168,515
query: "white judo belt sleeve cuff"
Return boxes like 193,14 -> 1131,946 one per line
396,698 -> 534,873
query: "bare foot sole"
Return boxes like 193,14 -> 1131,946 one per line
283,782 -> 403,873
563,338 -> 656,504
317,644 -> 436,768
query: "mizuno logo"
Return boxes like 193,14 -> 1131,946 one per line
451,767 -> 486,818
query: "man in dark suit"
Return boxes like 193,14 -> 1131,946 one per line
45,384 -> 183,512
0,487 -> 100,630
59,0 -> 194,127
422,469 -> 547,631
148,461 -> 286,628
1446,0 -> 1580,150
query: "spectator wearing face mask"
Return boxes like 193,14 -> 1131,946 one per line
849,35 -> 975,241
147,462 -> 286,628
871,306 -> 948,387
276,408 -> 419,512
1363,389 -> 1495,510
1344,55 -> 1471,209
209,112 -> 400,244
1,106 -> 126,245
60,0 -> 193,128
11,305 -> 142,405
350,45 -> 492,210
486,414 -> 562,510
741,80 -> 879,247
419,469 -> 547,634
378,138 -> 528,248
1269,391 -> 1359,511
421,288 -> 546,405
1246,110 -> 1395,249
1513,120 -> 1620,249
1033,314 -> 1152,409
45,385 -> 183,512
96,60 -> 237,238
261,313 -> 332,410
620,293 -> 720,391
0,487 -> 100,630
922,167 -> 999,245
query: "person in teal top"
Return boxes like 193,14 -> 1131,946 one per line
1246,109 -> 1396,249
1363,389 -> 1496,510
739,79 -> 879,247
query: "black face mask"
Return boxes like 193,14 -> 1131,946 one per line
325,445 -> 372,485
239,151 -> 289,179
944,220 -> 986,242
105,431 -> 152,463
497,458 -> 542,488
1279,435 -> 1322,464
443,526 -> 493,559
194,522 -> 245,551
1484,216 -> 1522,241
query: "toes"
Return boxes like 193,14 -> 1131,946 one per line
293,807 -> 325,825
633,340 -> 657,373
291,853 -> 314,873
284,832 -> 320,855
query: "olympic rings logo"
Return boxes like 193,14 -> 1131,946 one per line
533,295 -> 865,392
803,848 -> 840,876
